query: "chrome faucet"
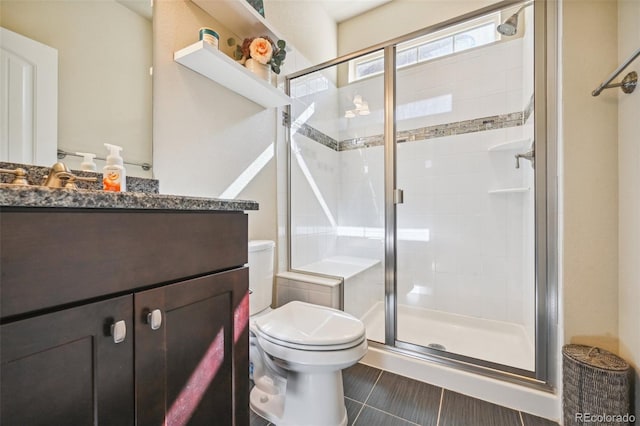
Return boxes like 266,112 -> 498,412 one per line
515,145 -> 535,169
43,162 -> 97,189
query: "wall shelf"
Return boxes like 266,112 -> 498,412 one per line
174,41 -> 290,108
487,138 -> 532,152
192,0 -> 285,41
488,187 -> 530,194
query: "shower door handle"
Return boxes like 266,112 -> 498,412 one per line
394,188 -> 404,204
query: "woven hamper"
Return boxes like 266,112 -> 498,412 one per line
563,344 -> 632,425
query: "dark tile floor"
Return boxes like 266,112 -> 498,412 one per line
250,362 -> 559,426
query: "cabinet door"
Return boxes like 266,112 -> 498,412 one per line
135,268 -> 249,426
1,295 -> 134,426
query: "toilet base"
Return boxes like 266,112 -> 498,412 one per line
250,370 -> 348,426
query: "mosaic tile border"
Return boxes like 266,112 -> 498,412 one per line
284,112 -> 339,151
287,94 -> 535,152
340,111 -> 524,151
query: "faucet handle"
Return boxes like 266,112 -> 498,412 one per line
0,168 -> 29,185
515,149 -> 535,169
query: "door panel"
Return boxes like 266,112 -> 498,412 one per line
135,268 -> 249,426
1,295 -> 134,426
393,8 -> 536,372
0,27 -> 57,166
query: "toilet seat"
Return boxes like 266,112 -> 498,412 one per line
256,330 -> 366,351
254,301 -> 365,349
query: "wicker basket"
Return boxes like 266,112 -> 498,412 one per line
563,344 -> 632,425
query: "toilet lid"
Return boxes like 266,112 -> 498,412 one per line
255,301 -> 365,347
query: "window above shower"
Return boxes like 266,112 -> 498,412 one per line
348,13 -> 502,83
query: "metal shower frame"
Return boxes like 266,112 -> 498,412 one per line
284,0 -> 558,391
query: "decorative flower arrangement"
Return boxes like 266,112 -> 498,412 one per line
228,36 -> 287,74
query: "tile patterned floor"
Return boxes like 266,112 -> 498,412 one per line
250,363 -> 559,426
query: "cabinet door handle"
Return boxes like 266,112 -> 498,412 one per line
111,320 -> 127,344
146,309 -> 162,331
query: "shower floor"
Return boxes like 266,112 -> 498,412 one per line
360,302 -> 535,371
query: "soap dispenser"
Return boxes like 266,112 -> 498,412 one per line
76,152 -> 97,171
102,143 -> 127,192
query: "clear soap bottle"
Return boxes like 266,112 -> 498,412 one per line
102,143 -> 127,192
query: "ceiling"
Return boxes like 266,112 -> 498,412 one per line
319,0 -> 393,23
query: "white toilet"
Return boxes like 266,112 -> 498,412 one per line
248,240 -> 368,426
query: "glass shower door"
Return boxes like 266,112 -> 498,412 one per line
288,56 -> 386,344
393,6 -> 536,372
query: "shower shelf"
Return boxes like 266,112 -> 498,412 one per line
488,187 -> 530,194
487,138 -> 532,152
174,41 -> 291,109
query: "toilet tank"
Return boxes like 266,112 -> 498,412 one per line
248,240 -> 275,316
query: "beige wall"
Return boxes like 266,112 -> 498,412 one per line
337,0 -> 497,55
153,0 -> 275,241
561,0 -> 619,353
0,0 -> 152,170
152,0 -> 337,242
618,0 -> 640,412
265,0 -> 337,66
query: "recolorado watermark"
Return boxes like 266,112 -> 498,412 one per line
575,412 -> 636,423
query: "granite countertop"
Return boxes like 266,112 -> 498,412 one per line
0,184 -> 259,211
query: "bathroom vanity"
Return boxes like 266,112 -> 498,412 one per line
0,184 -> 257,426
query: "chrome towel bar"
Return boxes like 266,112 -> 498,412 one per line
592,47 -> 640,96
57,149 -> 152,171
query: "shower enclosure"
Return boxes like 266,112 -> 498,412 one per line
286,0 -> 554,385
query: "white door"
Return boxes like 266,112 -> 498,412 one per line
0,27 -> 57,166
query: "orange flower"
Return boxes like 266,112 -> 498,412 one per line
249,37 -> 273,64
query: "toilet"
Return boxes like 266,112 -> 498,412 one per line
248,240 -> 367,426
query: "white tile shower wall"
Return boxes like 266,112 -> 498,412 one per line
334,137 -> 386,315
287,36 -> 534,329
520,117 -> 536,345
344,263 -> 385,319
336,126 -> 534,326
288,66 -> 342,270
331,38 -> 533,327
337,38 -> 525,143
520,7 -> 536,346
290,135 -> 339,268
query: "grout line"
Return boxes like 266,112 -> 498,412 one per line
351,400 -> 365,425
352,369 -> 383,425
359,404 -> 420,425
519,411 -> 525,426
436,388 -> 444,426
363,370 -> 384,405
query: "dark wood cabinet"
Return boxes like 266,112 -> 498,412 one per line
135,269 -> 249,426
1,295 -> 135,426
0,208 -> 250,426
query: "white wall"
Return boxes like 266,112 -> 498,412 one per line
561,0 -> 619,354
618,0 -> 640,412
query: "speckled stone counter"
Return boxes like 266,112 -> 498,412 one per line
0,184 -> 258,211
0,161 -> 257,211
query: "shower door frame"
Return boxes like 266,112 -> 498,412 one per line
285,0 -> 558,390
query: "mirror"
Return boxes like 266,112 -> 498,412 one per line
0,0 -> 153,177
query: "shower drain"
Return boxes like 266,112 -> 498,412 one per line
427,343 -> 447,351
